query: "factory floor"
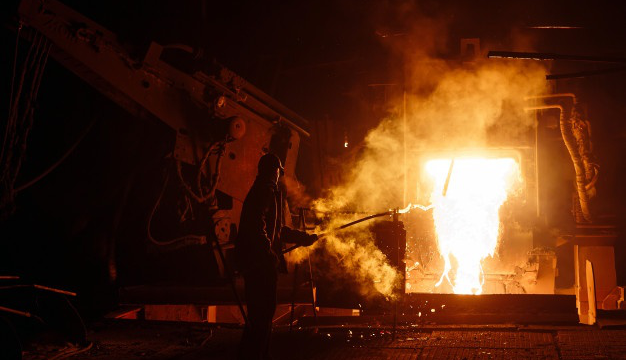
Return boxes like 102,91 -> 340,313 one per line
22,320 -> 626,360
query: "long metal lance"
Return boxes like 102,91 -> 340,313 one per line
281,210 -> 393,254
442,158 -> 455,197
329,210 -> 394,232
281,204 -> 433,254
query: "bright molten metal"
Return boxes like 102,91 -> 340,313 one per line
425,157 -> 520,295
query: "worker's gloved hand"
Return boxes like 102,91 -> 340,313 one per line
303,233 -> 318,246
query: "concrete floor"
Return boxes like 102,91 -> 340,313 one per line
21,320 -> 626,360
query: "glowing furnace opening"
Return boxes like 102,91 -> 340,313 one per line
424,157 -> 521,295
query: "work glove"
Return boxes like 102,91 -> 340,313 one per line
303,233 -> 318,246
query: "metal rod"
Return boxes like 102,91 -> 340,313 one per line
0,305 -> 34,318
0,285 -> 28,290
281,210 -> 393,254
307,251 -> 317,321
302,209 -> 317,323
525,104 -> 564,221
33,284 -> 76,296
524,97 -> 593,222
488,51 -> 626,64
546,67 -> 626,80
535,110 -> 541,220
527,26 -> 583,29
289,207 -> 305,331
334,211 -> 394,231
212,236 -> 248,327
0,305 -> 46,323
0,284 -> 76,297
289,263 -> 298,331
393,212 -> 399,341
403,90 -> 407,208
281,244 -> 303,255
442,158 -> 455,197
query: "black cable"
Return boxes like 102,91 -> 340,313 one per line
1,32 -> 44,215
177,140 -> 226,204
150,139 -> 228,246
1,32 -> 38,182
147,168 -> 205,246
12,39 -> 51,187
8,22 -> 22,120
15,117 -> 96,192
2,33 -> 42,181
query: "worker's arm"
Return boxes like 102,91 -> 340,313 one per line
280,226 -> 318,246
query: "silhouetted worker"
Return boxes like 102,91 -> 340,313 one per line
235,153 -> 317,360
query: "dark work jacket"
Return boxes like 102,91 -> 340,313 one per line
235,176 -> 310,274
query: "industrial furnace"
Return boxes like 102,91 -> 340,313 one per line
5,0 -> 623,335
312,89 -> 619,326
385,93 -> 617,324
404,149 -> 543,295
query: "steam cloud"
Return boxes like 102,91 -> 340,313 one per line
287,2 -> 548,298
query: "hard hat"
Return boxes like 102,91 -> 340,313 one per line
258,153 -> 285,175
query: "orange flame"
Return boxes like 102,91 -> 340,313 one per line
425,157 -> 521,294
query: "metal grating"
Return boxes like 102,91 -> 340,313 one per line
426,331 -> 554,348
557,330 -> 626,360
310,347 -> 419,360
418,346 -> 559,360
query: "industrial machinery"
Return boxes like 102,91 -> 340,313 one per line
398,91 -> 621,324
15,0 -> 308,264
0,0 -> 317,331
4,0 -> 623,336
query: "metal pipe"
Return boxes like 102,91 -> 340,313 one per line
281,210 -> 394,254
392,212 -> 400,341
442,158 -> 455,197
288,263 -> 299,331
0,276 -> 19,280
525,95 -> 593,222
524,104 -> 564,220
0,305 -> 45,323
301,208 -> 317,322
0,305 -> 34,318
332,210 -> 394,231
546,67 -> 626,80
0,284 -> 77,296
488,51 -> 626,64
526,93 -> 576,101
403,90 -> 407,207
33,284 -> 76,296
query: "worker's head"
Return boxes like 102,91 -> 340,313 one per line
258,153 -> 284,183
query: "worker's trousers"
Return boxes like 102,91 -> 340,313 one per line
238,268 -> 277,360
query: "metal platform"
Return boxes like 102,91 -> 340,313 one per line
305,294 -> 580,326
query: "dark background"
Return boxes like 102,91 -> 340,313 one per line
1,0 -> 626,316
